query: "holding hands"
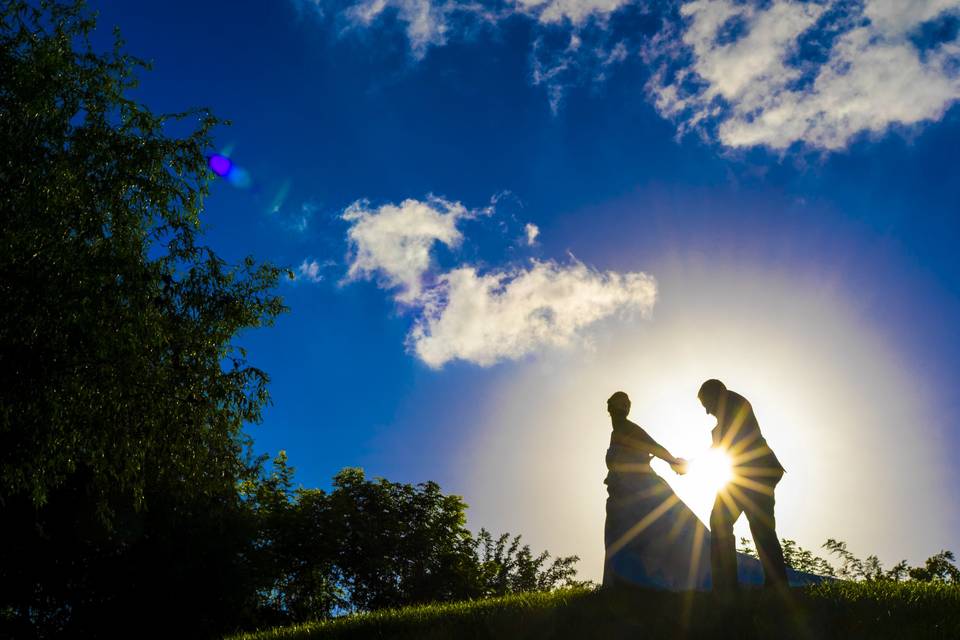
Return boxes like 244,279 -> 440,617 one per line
670,458 -> 689,476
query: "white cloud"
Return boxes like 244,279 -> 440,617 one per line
524,222 -> 540,245
514,0 -> 633,24
651,0 -> 960,150
410,259 -> 656,367
316,0 -> 635,59
297,258 -> 328,282
341,197 -> 656,367
342,197 -> 469,303
864,0 -> 960,36
342,0 -> 463,58
308,0 -> 960,141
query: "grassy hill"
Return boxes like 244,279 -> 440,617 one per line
228,582 -> 960,640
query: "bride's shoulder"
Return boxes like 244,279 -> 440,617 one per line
612,419 -> 650,440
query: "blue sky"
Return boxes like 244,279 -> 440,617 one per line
92,0 -> 959,578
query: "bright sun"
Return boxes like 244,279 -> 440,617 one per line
686,448 -> 733,495
654,441 -> 736,520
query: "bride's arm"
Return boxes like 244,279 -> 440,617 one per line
614,419 -> 682,465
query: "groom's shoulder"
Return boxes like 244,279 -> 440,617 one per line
726,390 -> 752,411
727,389 -> 746,401
725,391 -> 759,427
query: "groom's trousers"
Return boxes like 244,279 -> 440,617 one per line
709,477 -> 788,591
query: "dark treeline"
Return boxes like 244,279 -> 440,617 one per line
2,451 -> 585,639
249,456 -> 585,627
739,537 -> 959,584
0,2 -> 582,638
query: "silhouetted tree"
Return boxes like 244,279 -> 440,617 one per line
473,529 -> 587,597
322,468 -> 481,612
886,560 -> 911,582
820,539 -> 958,583
0,1 -> 285,636
735,536 -> 959,584
908,551 -> 960,583
781,538 -> 836,577
247,459 -> 586,624
737,537 -> 756,558
242,453 -> 346,625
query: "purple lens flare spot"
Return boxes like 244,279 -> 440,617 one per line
208,154 -> 232,177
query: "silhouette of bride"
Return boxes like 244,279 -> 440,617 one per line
603,391 -> 712,589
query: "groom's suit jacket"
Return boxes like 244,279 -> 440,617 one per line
711,390 -> 785,484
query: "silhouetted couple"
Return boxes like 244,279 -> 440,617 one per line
602,379 -> 788,593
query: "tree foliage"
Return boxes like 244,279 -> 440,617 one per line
907,550 -> 960,583
740,536 -> 958,584
0,0 -> 285,515
473,529 -> 585,597
781,538 -> 836,577
249,459 -> 587,625
0,1 -> 286,636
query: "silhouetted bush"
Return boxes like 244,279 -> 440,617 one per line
248,456 -> 587,626
738,536 -> 958,583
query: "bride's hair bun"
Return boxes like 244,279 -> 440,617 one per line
607,391 -> 630,412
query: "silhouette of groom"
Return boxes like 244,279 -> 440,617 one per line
698,379 -> 788,591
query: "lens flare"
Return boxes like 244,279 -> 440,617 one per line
208,154 -> 232,177
226,166 -> 252,188
689,448 -> 733,493
207,154 -> 252,189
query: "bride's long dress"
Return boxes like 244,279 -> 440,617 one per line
603,434 -> 712,589
603,433 -> 813,589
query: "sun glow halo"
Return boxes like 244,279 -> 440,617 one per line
459,262 -> 951,582
687,448 -> 733,494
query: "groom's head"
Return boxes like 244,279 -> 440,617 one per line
698,379 -> 726,416
607,391 -> 631,419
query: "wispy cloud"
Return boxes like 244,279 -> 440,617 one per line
298,259 -> 326,282
648,0 -> 960,150
290,202 -> 318,233
298,0 -> 641,107
524,222 -> 540,245
296,258 -> 335,283
341,0 -> 475,59
268,195 -> 318,235
517,0 -> 635,25
530,29 -> 632,113
324,0 -> 637,59
341,197 -> 656,368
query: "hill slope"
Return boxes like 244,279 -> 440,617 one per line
228,582 -> 960,640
